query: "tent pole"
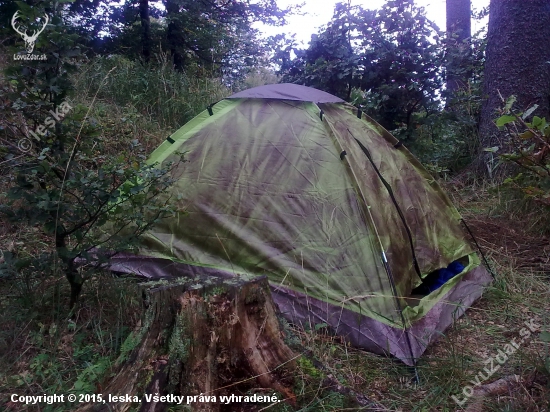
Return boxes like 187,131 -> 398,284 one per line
349,132 -> 423,282
362,198 -> 420,383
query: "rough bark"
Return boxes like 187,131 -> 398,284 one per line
446,0 -> 471,95
476,0 -> 550,178
56,234 -> 82,308
165,0 -> 185,71
139,0 -> 151,62
77,275 -> 297,412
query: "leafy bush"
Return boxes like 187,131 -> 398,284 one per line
405,113 -> 475,176
1,100 -> 179,306
495,96 -> 550,208
276,0 -> 444,140
1,6 -> 180,307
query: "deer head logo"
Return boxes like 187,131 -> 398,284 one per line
11,11 -> 49,54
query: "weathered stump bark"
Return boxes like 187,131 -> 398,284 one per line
79,275 -> 297,412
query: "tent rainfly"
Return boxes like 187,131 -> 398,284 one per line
109,83 -> 492,365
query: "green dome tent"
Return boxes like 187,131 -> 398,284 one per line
109,83 -> 492,365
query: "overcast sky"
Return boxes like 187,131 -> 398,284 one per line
255,0 -> 490,46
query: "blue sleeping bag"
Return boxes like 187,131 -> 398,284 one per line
412,260 -> 465,295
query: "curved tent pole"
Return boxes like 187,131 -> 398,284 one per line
348,131 -> 423,282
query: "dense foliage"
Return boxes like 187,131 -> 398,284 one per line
272,0 -> 491,174
0,0 -> 291,85
496,96 -> 550,207
275,0 -> 444,140
0,1 -> 178,305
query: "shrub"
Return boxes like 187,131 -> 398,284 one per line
495,96 -> 550,208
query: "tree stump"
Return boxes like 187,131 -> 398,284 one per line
79,275 -> 297,412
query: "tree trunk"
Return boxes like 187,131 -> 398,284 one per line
139,0 -> 151,62
77,276 -> 297,412
56,234 -> 83,308
65,255 -> 84,309
446,0 -> 471,95
165,0 -> 185,71
476,0 -> 550,178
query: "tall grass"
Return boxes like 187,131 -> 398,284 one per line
74,54 -> 231,130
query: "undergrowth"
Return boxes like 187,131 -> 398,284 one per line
0,271 -> 142,411
73,54 -> 231,130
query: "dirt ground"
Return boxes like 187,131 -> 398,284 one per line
464,214 -> 550,274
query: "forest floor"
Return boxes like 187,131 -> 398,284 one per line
0,178 -> 549,411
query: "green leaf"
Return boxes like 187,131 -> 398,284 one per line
44,222 -> 57,234
483,146 -> 499,153
314,323 -> 328,331
15,258 -> 31,270
496,115 -> 516,128
519,131 -> 534,140
504,95 -> 516,112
